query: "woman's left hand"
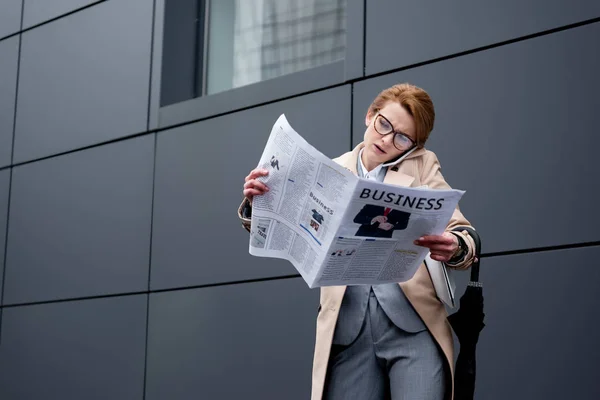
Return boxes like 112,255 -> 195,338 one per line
414,232 -> 458,262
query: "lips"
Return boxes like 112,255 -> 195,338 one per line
374,144 -> 386,154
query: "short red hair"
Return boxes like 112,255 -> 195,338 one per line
368,83 -> 435,147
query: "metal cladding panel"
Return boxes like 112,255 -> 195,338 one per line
146,278 -> 319,400
4,136 -> 154,304
13,0 -> 153,162
151,85 -> 352,290
365,0 -> 600,75
353,23 -> 600,253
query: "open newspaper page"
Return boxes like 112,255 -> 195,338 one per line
313,179 -> 465,287
248,114 -> 357,286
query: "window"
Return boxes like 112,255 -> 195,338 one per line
161,0 -> 347,107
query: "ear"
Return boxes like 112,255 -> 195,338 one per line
365,111 -> 374,127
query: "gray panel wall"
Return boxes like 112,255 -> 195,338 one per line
353,22 -> 600,253
0,36 -> 19,168
366,0 -> 600,75
151,86 -> 352,290
3,136 -> 154,304
0,1 -> 598,399
0,0 -> 22,39
474,247 -> 600,399
146,278 -> 319,400
0,170 -> 9,304
13,0 -> 153,163
22,0 -> 101,28
0,295 -> 147,400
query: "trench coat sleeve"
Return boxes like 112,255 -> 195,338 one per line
237,197 -> 252,233
419,151 -> 477,270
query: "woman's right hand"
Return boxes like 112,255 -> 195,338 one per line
243,168 -> 270,201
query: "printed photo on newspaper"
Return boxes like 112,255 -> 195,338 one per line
247,114 -> 465,288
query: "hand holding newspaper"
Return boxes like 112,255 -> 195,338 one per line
248,114 -> 465,289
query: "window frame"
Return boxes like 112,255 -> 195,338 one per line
149,0 -> 364,130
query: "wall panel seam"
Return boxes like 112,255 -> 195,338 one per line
131,17 -> 600,152
0,19 -> 598,173
349,83 -> 354,151
0,81 -> 348,170
146,0 -> 157,132
0,33 -> 20,43
0,19 -> 600,171
141,133 -> 158,400
1,239 -> 599,309
361,16 -> 600,82
19,0 -> 107,34
0,168 -> 13,342
142,293 -> 151,400
361,0 -> 366,76
10,3 -> 24,166
0,0 -> 108,42
19,0 -> 24,31
482,241 -> 600,258
0,0 -> 25,320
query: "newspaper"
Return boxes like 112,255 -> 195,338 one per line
248,114 -> 465,288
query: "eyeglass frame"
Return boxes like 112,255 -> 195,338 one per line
372,112 -> 417,151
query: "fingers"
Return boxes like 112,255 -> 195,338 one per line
422,243 -> 456,253
430,253 -> 451,262
245,168 -> 269,182
244,179 -> 269,193
243,188 -> 264,198
242,177 -> 270,200
414,233 -> 456,251
243,169 -> 270,199
415,234 -> 454,246
428,245 -> 455,262
415,233 -> 458,262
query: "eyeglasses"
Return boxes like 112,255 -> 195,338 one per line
373,113 -> 416,151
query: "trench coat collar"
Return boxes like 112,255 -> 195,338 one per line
340,142 -> 425,188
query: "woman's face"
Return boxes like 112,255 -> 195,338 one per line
362,101 -> 417,169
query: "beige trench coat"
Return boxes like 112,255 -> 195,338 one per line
310,143 -> 476,400
238,142 -> 476,400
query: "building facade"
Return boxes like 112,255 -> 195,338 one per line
0,0 -> 599,398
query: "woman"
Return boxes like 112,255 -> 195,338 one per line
239,83 -> 477,400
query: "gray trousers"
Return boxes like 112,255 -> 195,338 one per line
324,290 -> 447,400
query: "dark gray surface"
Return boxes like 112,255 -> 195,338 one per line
0,295 -> 147,400
157,60 -> 345,130
159,0 -> 200,107
0,0 -> 22,39
465,246 -> 600,400
13,0 -> 152,163
0,36 -> 19,168
151,85 -> 351,290
0,1 -> 598,398
353,22 -> 600,253
344,0 -> 364,80
22,0 -> 102,28
0,170 -> 9,304
365,0 -> 600,75
148,0 -> 165,130
146,278 -> 319,400
3,136 -> 154,305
